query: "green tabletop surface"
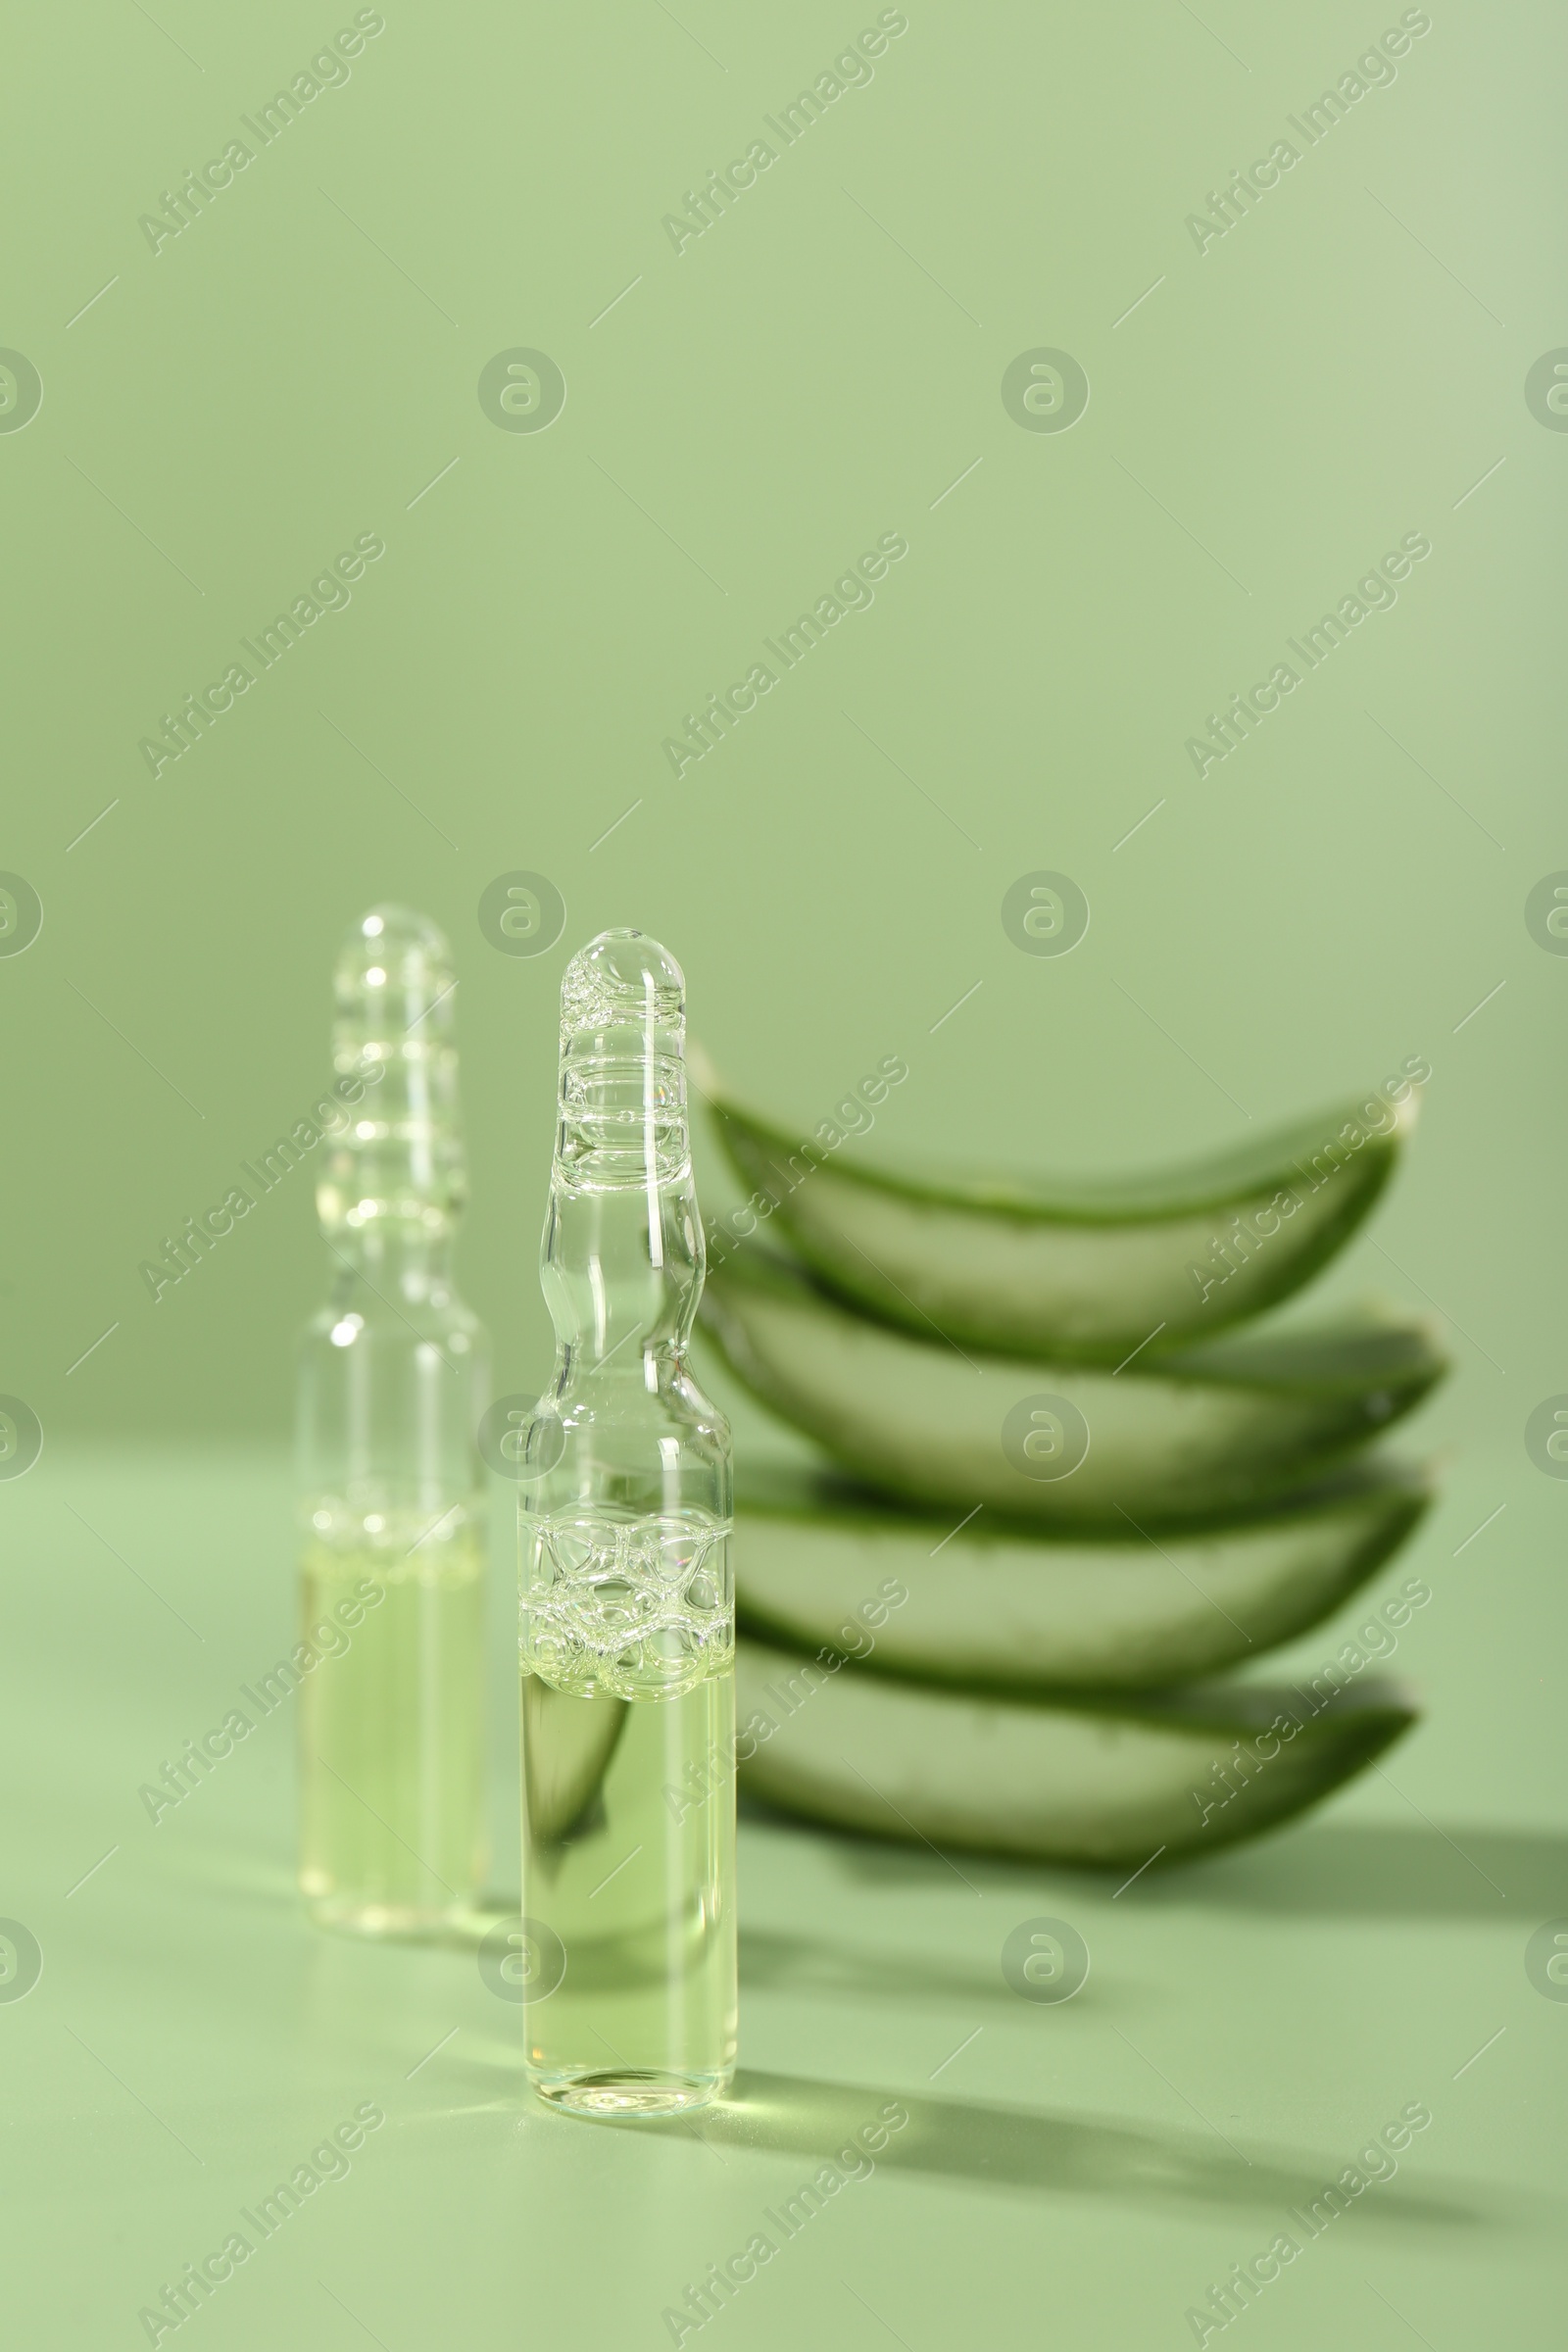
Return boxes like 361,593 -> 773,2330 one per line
5,1442 -> 1560,2348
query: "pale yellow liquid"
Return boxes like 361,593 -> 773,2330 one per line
519,1665 -> 736,2114
299,1525 -> 487,1936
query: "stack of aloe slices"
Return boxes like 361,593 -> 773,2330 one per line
698,1081 -> 1446,1869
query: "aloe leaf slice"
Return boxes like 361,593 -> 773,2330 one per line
520,1675 -> 629,1846
701,1247 -> 1446,1527
735,1460 -> 1432,1691
706,1083 -> 1418,1362
737,1635 -> 1417,1867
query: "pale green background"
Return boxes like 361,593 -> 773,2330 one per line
2,0 -> 1564,2343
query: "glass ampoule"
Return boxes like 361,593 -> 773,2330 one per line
516,928 -> 736,2117
296,906 -> 490,1936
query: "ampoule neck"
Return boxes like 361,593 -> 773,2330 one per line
561,1336 -> 680,1384
333,1222 -> 459,1300
317,903 -> 468,1267
541,930 -> 704,1366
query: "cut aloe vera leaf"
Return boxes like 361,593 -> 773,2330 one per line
706,1083 -> 1418,1362
736,1635 -> 1417,1867
521,1675 -> 628,1845
701,1247 -> 1446,1527
735,1459 -> 1432,1691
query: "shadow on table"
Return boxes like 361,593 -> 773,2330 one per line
741,1927 -> 1022,2009
815,1822 -> 1568,1921
652,2070 -> 1481,2226
1165,1823 -> 1568,1918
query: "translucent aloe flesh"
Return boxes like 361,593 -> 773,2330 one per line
735,1461 -> 1432,1691
521,1676 -> 628,1844
708,1084 -> 1419,1362
701,1248 -> 1446,1528
737,1637 -> 1417,1867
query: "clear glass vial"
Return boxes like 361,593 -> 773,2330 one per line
516,928 -> 736,2116
296,906 -> 490,1936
